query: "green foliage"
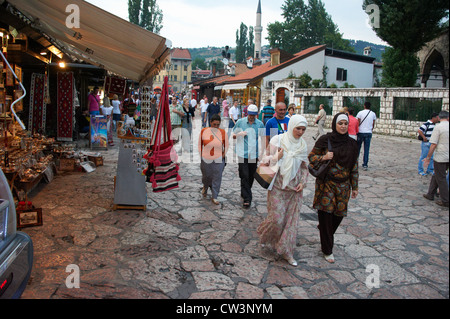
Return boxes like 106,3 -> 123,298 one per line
363,0 -> 449,54
192,57 -> 207,70
344,97 -> 380,117
235,23 -> 255,63
381,47 -> 420,87
267,0 -> 355,54
128,0 -> 163,34
394,98 -> 443,121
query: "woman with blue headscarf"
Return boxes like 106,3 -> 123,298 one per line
257,115 -> 310,266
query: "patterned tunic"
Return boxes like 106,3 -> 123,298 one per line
308,147 -> 359,217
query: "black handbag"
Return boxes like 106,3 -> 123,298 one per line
308,139 -> 332,180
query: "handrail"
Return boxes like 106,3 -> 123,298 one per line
0,50 -> 26,130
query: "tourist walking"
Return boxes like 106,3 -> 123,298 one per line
257,115 -> 309,266
308,113 -> 359,263
88,87 -> 101,116
181,98 -> 195,153
200,96 -> 209,128
261,99 -> 275,124
170,97 -> 184,144
150,97 -> 158,124
205,97 -> 221,127
423,110 -> 449,208
312,104 -> 327,141
112,94 -> 122,131
199,114 -> 229,205
418,112 -> 439,176
265,102 -> 290,147
347,107 -> 359,140
101,98 -> 114,146
232,104 -> 265,208
356,102 -> 377,170
228,100 -> 240,138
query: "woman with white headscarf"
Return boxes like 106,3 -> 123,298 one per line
257,115 -> 309,266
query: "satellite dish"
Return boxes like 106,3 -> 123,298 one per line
222,58 -> 229,66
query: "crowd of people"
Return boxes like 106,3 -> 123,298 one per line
85,88 -> 449,266
192,95 -> 449,266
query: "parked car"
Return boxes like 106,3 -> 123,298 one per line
0,168 -> 33,299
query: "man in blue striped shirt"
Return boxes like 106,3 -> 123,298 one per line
418,112 -> 439,176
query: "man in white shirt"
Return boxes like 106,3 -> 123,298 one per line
423,111 -> 449,207
200,96 -> 209,128
190,97 -> 198,110
356,102 -> 377,170
228,100 -> 240,138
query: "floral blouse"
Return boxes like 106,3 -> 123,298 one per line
308,146 -> 359,217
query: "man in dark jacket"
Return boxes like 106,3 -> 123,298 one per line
205,97 -> 221,127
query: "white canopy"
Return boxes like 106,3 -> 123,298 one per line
222,83 -> 250,91
5,0 -> 171,83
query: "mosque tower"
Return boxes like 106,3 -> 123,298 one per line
254,0 -> 262,61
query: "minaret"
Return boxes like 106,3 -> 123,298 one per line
254,0 -> 262,61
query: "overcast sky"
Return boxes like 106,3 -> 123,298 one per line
86,0 -> 386,48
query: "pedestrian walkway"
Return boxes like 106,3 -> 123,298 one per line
20,118 -> 448,299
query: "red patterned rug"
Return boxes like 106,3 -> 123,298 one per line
104,76 -> 127,96
28,73 -> 47,134
57,72 -> 74,141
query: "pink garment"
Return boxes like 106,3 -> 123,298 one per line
88,93 -> 100,112
348,115 -> 359,136
222,101 -> 229,118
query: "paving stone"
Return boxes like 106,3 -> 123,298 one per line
19,123 -> 449,300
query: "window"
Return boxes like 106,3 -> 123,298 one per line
184,76 -> 187,82
174,75 -> 178,82
174,64 -> 178,71
336,68 -> 347,81
184,65 -> 188,72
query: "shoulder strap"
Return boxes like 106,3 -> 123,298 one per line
359,110 -> 372,127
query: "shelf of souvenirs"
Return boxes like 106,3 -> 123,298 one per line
0,125 -> 59,183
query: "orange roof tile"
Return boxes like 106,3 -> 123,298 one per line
171,48 -> 192,60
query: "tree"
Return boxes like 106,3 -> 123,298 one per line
192,57 -> 207,70
381,47 -> 419,87
235,23 -> 256,63
128,0 -> 163,34
267,0 -> 354,54
363,0 -> 448,54
247,27 -> 255,60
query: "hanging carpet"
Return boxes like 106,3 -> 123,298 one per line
57,72 -> 75,141
104,76 -> 127,96
28,73 -> 47,134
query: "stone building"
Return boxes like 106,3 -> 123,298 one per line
417,28 -> 449,88
153,48 -> 192,94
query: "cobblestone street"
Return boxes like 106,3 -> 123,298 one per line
20,118 -> 449,299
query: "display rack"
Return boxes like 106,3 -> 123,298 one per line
113,135 -> 148,211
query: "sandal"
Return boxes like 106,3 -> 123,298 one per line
283,254 -> 298,267
243,201 -> 251,208
324,253 -> 335,263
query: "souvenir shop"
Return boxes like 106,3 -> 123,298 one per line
0,0 -> 171,210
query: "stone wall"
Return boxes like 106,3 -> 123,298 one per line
270,82 -> 449,138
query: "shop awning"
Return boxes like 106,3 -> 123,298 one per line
222,83 -> 249,91
4,0 -> 171,84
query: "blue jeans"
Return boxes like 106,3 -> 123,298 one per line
357,133 -> 372,168
418,142 -> 434,175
